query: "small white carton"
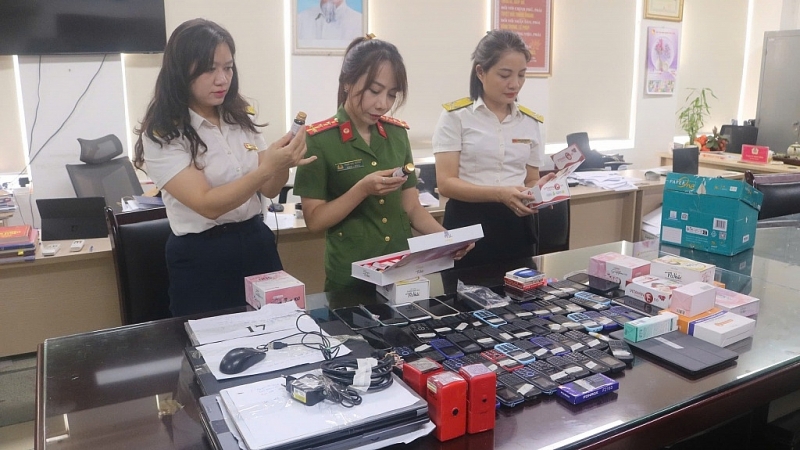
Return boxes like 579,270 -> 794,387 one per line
650,255 -> 716,285
352,224 -> 483,286
244,270 -> 306,309
377,277 -> 430,304
689,311 -> 756,347
624,275 -> 682,309
523,145 -> 585,209
589,252 -> 651,285
714,288 -> 760,317
668,281 -> 717,317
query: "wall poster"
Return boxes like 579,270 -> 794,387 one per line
646,27 -> 679,95
493,0 -> 552,76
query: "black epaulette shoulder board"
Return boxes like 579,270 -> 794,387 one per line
442,97 -> 473,112
518,105 -> 544,123
306,117 -> 339,136
378,116 -> 410,129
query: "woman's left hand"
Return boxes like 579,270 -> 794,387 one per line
452,243 -> 475,261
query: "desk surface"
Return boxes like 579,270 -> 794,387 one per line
36,224 -> 800,449
659,151 -> 800,174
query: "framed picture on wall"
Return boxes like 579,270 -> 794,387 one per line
644,0 -> 684,22
293,0 -> 368,55
492,0 -> 552,76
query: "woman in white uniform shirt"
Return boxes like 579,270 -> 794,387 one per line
433,30 -> 555,269
133,19 -> 313,316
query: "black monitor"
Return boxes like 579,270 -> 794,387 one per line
720,125 -> 758,154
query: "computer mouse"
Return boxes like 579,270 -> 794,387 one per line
268,203 -> 284,212
219,347 -> 266,374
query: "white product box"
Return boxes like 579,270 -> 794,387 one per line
714,288 -> 760,317
668,281 -> 717,317
650,255 -> 715,285
589,252 -> 651,285
352,225 -> 483,286
624,275 -> 683,309
244,270 -> 306,309
689,311 -> 756,347
377,277 -> 430,304
624,311 -> 678,342
522,145 -> 585,209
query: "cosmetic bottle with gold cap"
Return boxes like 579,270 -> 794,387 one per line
290,111 -> 307,136
392,163 -> 415,178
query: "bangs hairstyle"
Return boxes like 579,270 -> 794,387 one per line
134,18 -> 256,170
337,37 -> 408,110
469,30 -> 531,101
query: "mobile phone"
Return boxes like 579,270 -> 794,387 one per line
412,298 -> 460,318
498,323 -> 532,340
430,338 -> 464,360
513,366 -> 559,395
502,303 -> 534,318
582,349 -> 627,373
528,335 -> 568,357
566,272 -> 590,286
478,325 -> 516,343
574,291 -> 613,306
442,357 -> 468,372
582,311 -> 618,331
408,322 -> 438,342
480,349 -> 522,372
546,314 -> 583,331
545,355 -> 591,380
587,275 -> 620,294
495,384 -> 526,407
446,333 -> 482,354
462,328 -> 499,350
427,319 -> 454,335
547,332 -> 587,353
527,360 -> 575,384
473,310 -> 507,328
566,312 -> 603,333
564,330 -> 607,350
494,343 -> 536,365
332,306 -> 381,330
370,325 -> 420,347
496,372 -> 541,400
560,351 -> 612,375
393,303 -> 432,322
551,298 -> 586,314
362,303 -> 409,326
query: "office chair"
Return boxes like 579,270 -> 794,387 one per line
105,206 -> 172,325
67,134 -> 143,213
744,170 -> 800,220
566,132 -> 627,171
535,199 -> 570,255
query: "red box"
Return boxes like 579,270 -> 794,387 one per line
741,144 -> 770,164
458,363 -> 496,434
427,371 -> 468,442
401,357 -> 442,401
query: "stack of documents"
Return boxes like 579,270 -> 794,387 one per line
568,171 -> 639,191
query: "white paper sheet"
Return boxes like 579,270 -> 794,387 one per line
186,303 -> 305,345
219,373 -> 423,450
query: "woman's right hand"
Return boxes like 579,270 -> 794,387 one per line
357,169 -> 406,196
260,129 -> 316,174
499,186 -> 535,217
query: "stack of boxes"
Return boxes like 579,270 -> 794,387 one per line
503,267 -> 546,300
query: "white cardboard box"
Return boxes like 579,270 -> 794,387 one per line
715,288 -> 760,317
624,275 -> 682,309
589,252 -> 651,285
522,145 -> 585,209
689,311 -> 756,347
376,277 -> 430,304
244,271 -> 306,309
668,281 -> 717,317
351,224 -> 483,286
650,255 -> 715,285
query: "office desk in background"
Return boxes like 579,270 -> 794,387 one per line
0,237 -> 120,358
659,151 -> 800,174
35,232 -> 800,449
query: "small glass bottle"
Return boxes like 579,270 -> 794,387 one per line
392,163 -> 415,178
290,111 -> 307,136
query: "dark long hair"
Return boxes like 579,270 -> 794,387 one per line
133,18 -> 258,170
469,30 -> 531,101
337,37 -> 408,110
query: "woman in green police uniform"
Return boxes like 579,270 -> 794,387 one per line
294,36 -> 470,292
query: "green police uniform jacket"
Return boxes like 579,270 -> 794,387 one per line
293,106 -> 417,288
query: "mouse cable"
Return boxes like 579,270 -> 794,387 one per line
256,313 -> 364,360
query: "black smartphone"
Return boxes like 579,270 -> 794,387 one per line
412,298 -> 460,318
566,272 -> 590,286
362,303 -> 409,326
333,306 -> 381,330
393,303 -> 432,322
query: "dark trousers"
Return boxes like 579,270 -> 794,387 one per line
165,215 -> 282,317
443,199 -> 537,269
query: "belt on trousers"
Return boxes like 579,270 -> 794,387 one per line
203,214 -> 263,237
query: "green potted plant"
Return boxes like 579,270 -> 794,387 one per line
677,88 -> 716,146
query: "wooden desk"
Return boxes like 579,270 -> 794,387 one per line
35,235 -> 800,449
0,237 -> 120,357
659,151 -> 800,174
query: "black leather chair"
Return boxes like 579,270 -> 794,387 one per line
105,206 -> 172,325
744,170 -> 800,220
535,199 -> 570,254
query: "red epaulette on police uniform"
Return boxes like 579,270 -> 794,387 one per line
306,117 -> 339,136
378,116 -> 410,129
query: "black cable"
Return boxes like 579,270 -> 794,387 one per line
319,353 -> 395,392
